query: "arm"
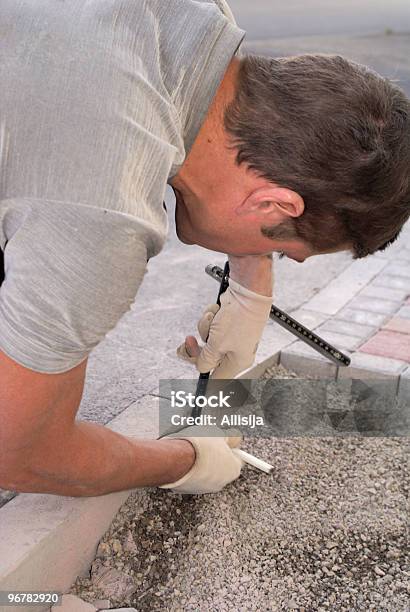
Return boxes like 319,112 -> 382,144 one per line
0,349 -> 195,496
228,253 -> 273,296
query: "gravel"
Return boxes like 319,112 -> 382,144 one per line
70,365 -> 410,611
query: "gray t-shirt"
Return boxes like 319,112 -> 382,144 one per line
0,0 -> 245,373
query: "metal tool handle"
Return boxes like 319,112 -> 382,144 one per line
192,261 -> 230,418
205,264 -> 350,367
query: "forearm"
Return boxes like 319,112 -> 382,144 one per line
228,254 -> 273,296
12,422 -> 195,497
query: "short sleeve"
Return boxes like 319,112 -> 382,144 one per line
0,198 -> 155,373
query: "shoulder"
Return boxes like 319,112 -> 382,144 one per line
212,0 -> 237,25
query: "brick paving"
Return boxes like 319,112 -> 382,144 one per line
283,234 -> 410,396
359,330 -> 410,363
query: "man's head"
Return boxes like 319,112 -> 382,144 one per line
170,53 -> 410,261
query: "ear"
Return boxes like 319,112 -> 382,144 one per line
236,186 -> 304,220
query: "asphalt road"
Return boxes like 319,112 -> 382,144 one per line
229,0 -> 410,41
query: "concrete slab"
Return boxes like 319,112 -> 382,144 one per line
372,274 -> 410,292
383,317 -> 410,335
337,352 -> 406,387
279,341 -> 338,379
396,305 -> 410,320
318,318 -> 375,341
348,296 -> 401,315
384,262 -> 410,279
51,594 -> 96,611
336,308 -> 389,328
301,258 -> 387,316
359,330 -> 410,363
359,284 -> 410,303
313,329 -> 362,351
398,367 -> 410,405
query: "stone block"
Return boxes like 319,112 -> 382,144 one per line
108,394 -> 159,439
385,262 -> 410,278
372,274 -> 410,291
91,600 -> 111,611
302,258 -> 386,315
285,308 -> 329,330
313,329 -> 362,351
383,317 -> 410,335
398,367 -> 410,405
396,305 -> 410,320
52,595 -> 96,611
359,330 -> 410,363
318,318 -> 375,340
336,308 -> 388,328
348,296 -> 400,315
337,352 -> 406,393
100,609 -> 138,612
337,354 -> 403,417
359,284 -> 410,303
279,342 -> 338,379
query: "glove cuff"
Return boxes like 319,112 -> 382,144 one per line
228,278 -> 273,304
159,427 -> 243,494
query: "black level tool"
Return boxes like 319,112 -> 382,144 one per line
205,264 -> 351,368
191,261 -> 231,418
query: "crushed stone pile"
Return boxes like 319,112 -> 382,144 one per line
70,365 -> 410,611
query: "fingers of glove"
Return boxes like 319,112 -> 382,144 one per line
197,303 -> 220,342
225,429 -> 243,449
159,427 -> 243,494
195,341 -> 224,374
210,351 -> 255,380
176,341 -> 197,364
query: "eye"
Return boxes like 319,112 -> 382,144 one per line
278,252 -> 285,259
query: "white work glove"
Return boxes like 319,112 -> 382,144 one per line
159,426 -> 243,494
177,279 -> 272,379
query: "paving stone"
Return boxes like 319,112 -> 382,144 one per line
318,318 -> 375,340
336,308 -> 388,328
301,257 -> 386,315
337,353 -> 405,403
347,295 -> 401,315
286,308 -> 329,330
359,283 -> 410,303
398,367 -> 410,404
91,600 -> 111,610
383,317 -> 410,335
396,305 -> 410,319
100,609 -> 137,612
372,274 -> 410,292
395,247 -> 410,262
52,594 -> 97,611
337,352 -> 406,378
279,341 -> 338,379
384,262 -> 410,278
359,330 -> 410,363
314,329 -> 362,351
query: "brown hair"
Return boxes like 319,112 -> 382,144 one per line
224,54 -> 410,257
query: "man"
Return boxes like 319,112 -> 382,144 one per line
0,1 -> 409,497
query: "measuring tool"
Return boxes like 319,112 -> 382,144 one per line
205,264 -> 351,367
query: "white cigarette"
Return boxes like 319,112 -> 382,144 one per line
232,448 -> 274,474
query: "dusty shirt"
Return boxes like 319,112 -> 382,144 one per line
0,0 -> 244,373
